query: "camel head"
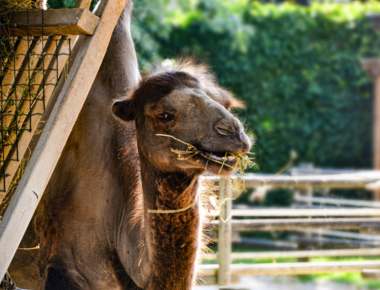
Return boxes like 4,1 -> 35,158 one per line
113,60 -> 251,175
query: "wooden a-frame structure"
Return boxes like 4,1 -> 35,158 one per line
0,0 -> 127,280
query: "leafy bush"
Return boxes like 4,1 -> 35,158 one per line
134,1 -> 380,172
47,0 -> 76,8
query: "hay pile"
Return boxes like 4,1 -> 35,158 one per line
0,0 -> 45,15
0,0 -> 46,66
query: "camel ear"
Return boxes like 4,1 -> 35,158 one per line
219,88 -> 245,109
112,99 -> 135,121
227,95 -> 245,109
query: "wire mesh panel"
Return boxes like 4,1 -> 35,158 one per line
0,10 -> 72,208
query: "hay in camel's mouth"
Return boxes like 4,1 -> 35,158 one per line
156,133 -> 254,173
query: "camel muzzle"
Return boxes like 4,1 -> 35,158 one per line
213,117 -> 251,154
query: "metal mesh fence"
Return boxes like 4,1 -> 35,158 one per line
0,10 -> 71,197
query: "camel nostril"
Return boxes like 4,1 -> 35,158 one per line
214,120 -> 235,136
216,126 -> 233,136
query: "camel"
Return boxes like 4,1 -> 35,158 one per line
7,2 -> 251,289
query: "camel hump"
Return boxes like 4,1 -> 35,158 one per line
149,58 -> 245,109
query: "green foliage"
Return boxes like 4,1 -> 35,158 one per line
132,0 -> 178,70
134,1 -> 380,172
47,0 -> 76,8
263,189 -> 294,206
299,271 -> 380,289
45,0 -> 380,173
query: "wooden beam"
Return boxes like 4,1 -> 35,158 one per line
0,0 -> 127,280
0,9 -> 99,36
294,194 -> 380,208
203,248 -> 380,261
362,58 -> 380,78
202,172 -> 380,190
199,260 -> 380,277
208,217 -> 380,232
209,208 -> 380,218
362,58 -> 380,199
297,229 -> 380,242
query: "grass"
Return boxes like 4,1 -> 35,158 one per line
298,272 -> 380,289
204,259 -> 380,289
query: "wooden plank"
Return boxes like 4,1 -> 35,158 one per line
202,172 -> 380,190
203,248 -> 380,260
294,194 -> 380,208
0,0 -> 127,280
361,58 -> 380,78
217,178 -> 232,285
0,9 -> 99,36
373,74 -> 380,198
208,217 -> 380,232
209,208 -> 380,218
362,58 -> 380,199
199,260 -> 380,277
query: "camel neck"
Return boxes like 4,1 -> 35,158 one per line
140,157 -> 201,290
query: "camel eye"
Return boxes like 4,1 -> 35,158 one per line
157,112 -> 174,122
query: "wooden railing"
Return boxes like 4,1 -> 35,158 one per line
199,171 -> 380,285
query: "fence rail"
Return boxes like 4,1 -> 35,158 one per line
199,260 -> 380,281
203,248 -> 380,260
202,171 -> 380,190
295,195 -> 380,208
200,171 -> 380,285
210,208 -> 380,217
209,217 -> 380,231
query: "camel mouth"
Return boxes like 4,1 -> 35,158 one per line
195,148 -> 238,169
155,133 -> 254,173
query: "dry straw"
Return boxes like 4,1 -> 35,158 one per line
0,0 -> 42,15
148,133 -> 255,215
0,0 -> 38,74
156,133 -> 254,173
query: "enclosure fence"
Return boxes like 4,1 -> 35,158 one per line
200,171 -> 380,285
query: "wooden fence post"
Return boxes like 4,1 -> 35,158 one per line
362,58 -> 380,200
218,177 -> 232,286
